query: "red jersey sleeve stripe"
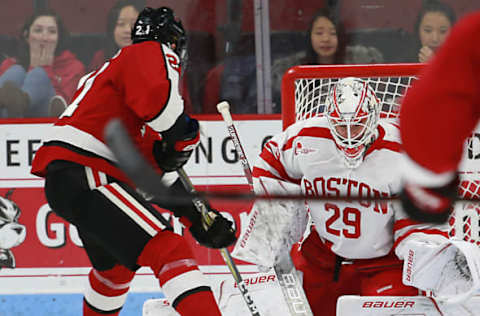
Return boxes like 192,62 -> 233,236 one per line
393,218 -> 424,232
393,229 -> 449,250
283,127 -> 332,151
258,149 -> 301,184
365,125 -> 402,157
252,167 -> 285,182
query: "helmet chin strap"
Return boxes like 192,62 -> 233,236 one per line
336,130 -> 378,169
337,144 -> 366,169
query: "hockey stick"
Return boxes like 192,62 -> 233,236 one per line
217,101 -> 314,315
176,167 -> 261,315
104,119 -> 260,316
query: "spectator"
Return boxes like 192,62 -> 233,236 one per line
0,8 -> 85,118
202,7 -> 384,114
88,0 -> 144,71
270,8 -> 384,112
270,8 -> 347,111
407,0 -> 456,63
202,7 -> 348,115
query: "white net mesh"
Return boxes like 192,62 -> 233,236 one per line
293,76 -> 416,121
284,65 -> 480,245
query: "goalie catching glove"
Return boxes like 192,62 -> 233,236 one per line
153,113 -> 200,172
397,233 -> 480,303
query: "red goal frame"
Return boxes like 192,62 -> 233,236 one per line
280,63 -> 424,130
280,63 -> 480,245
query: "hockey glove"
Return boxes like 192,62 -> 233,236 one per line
153,179 -> 236,249
189,210 -> 237,249
153,114 -> 200,172
399,234 -> 480,304
399,174 -> 459,223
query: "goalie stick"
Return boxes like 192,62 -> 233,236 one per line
104,118 -> 261,316
217,101 -> 314,316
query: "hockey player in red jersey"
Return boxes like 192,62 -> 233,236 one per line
399,12 -> 480,223
30,7 -> 235,316
246,78 -> 455,315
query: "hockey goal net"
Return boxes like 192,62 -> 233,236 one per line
281,63 -> 480,245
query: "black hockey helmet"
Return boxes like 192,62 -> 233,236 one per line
132,7 -> 187,66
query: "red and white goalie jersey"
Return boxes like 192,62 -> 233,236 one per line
31,41 -> 184,182
252,116 -> 449,260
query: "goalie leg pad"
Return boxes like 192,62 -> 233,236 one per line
361,266 -> 419,296
232,177 -> 308,267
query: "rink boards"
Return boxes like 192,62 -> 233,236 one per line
0,118 -> 280,315
1,117 -> 480,316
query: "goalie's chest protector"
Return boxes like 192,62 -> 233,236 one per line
297,122 -> 403,259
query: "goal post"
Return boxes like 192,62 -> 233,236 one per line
280,63 -> 480,245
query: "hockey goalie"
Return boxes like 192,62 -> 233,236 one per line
231,77 -> 480,316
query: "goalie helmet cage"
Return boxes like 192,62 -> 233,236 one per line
281,63 -> 480,245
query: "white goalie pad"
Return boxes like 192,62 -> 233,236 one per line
232,177 -> 309,268
401,234 -> 480,304
336,295 -> 480,316
142,270 -> 292,316
143,298 -> 179,316
215,269 -> 292,315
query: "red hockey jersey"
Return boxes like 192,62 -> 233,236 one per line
31,41 -> 185,183
400,12 -> 480,176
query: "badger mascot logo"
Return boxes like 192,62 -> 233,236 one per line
0,192 -> 26,269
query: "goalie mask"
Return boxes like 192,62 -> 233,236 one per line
132,7 -> 188,67
326,77 -> 380,168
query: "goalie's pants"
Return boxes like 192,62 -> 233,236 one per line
44,161 -> 221,316
291,226 -> 419,316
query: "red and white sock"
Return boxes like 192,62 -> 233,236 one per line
83,264 -> 135,315
137,231 -> 221,316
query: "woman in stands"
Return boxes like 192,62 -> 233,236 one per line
408,0 -> 456,63
270,8 -> 347,112
0,8 -> 85,118
88,0 -> 143,71
89,0 -> 196,113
